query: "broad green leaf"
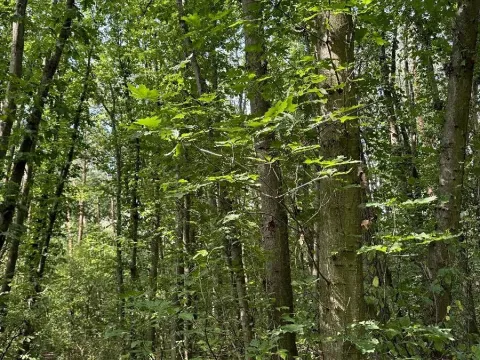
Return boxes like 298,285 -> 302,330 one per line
198,93 -> 216,103
136,116 -> 160,128
193,249 -> 208,259
179,312 -> 195,321
128,84 -> 159,101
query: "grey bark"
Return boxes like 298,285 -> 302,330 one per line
315,9 -> 365,359
242,0 -> 298,358
427,0 -> 480,324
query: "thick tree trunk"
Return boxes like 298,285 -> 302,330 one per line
427,0 -> 480,324
315,8 -> 365,360
0,0 -> 76,256
0,0 -> 28,170
242,1 -> 297,358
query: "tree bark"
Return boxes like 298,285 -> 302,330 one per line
0,0 -> 76,256
242,0 -> 298,358
0,0 -> 28,170
171,193 -> 190,360
427,0 -> 480,324
36,52 -> 92,291
129,139 -> 140,282
315,8 -> 365,359
77,158 -> 87,245
149,206 -> 161,354
218,185 -> 253,358
103,86 -> 126,323
0,164 -> 33,331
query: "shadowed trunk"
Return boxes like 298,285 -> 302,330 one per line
242,0 -> 298,358
427,0 -> 480,325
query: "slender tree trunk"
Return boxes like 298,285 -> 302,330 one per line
0,0 -> 28,170
172,193 -> 189,360
218,186 -> 253,357
36,53 -> 92,290
315,7 -> 365,359
176,0 -> 206,96
0,164 -> 33,330
102,85 -> 126,324
109,95 -> 126,324
461,80 -> 480,337
129,142 -> 140,281
0,0 -> 76,256
459,242 -> 479,335
242,1 -> 297,358
149,207 -> 160,355
427,0 -> 480,325
67,206 -> 72,256
170,4 -> 203,357
380,31 -> 400,147
77,159 -> 87,245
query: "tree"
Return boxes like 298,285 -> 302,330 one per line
242,0 -> 298,358
427,0 -> 480,325
314,5 -> 365,359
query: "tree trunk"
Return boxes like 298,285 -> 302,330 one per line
129,140 -> 140,282
0,164 -> 33,330
242,1 -> 298,358
149,208 -> 161,355
102,84 -> 126,324
77,159 -> 87,245
0,0 -> 28,170
427,0 -> 480,324
315,8 -> 365,359
36,52 -> 92,291
0,0 -> 76,256
171,193 -> 190,360
67,206 -> 72,256
218,185 -> 253,357
176,0 -> 206,96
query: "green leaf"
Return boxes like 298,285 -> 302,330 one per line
222,213 -> 241,223
372,276 -> 379,288
193,249 -> 208,260
136,116 -> 160,128
128,84 -> 159,101
280,324 -> 304,334
198,92 -> 216,103
179,312 -> 195,321
374,36 -> 387,46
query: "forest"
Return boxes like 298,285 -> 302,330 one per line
0,0 -> 479,359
